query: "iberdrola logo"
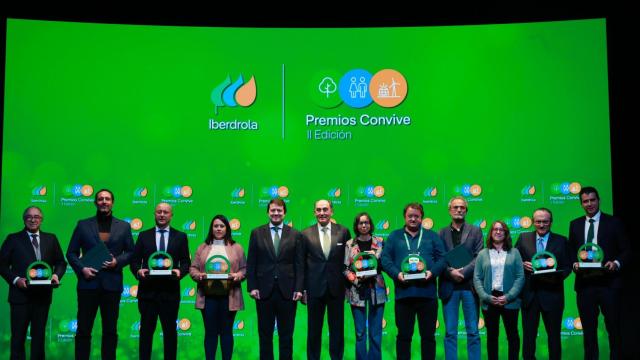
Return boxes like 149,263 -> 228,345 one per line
211,74 -> 257,115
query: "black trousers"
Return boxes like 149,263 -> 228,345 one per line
10,301 -> 50,360
521,298 -> 563,360
307,290 -> 345,360
75,289 -> 121,360
394,297 -> 438,360
482,305 -> 520,360
138,297 -> 180,360
577,286 -> 621,360
255,286 -> 297,360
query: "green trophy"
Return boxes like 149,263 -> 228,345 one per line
531,251 -> 559,275
148,251 -> 173,275
351,252 -> 378,278
205,255 -> 231,279
26,261 -> 53,285
401,254 -> 427,280
577,242 -> 604,269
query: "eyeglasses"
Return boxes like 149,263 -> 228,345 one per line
534,220 -> 551,225
24,215 -> 42,221
492,228 -> 505,233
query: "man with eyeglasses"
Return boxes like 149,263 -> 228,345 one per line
0,206 -> 67,360
381,202 -> 447,360
437,196 -> 484,360
515,208 -> 570,360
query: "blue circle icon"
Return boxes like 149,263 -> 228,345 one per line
339,70 -> 373,108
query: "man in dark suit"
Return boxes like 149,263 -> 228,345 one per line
516,208 -> 570,360
66,189 -> 135,360
569,186 -> 630,360
437,196 -> 483,360
130,203 -> 190,360
302,199 -> 350,360
247,198 -> 305,360
0,206 -> 67,360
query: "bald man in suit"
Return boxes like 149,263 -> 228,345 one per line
302,199 -> 351,360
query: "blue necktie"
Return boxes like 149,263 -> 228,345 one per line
537,238 -> 544,253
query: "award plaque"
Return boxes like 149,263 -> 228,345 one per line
531,251 -> 559,275
401,255 -> 427,280
577,242 -> 604,269
27,261 -> 53,285
205,255 -> 231,279
351,252 -> 378,278
148,251 -> 173,275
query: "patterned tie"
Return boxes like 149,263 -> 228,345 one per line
322,227 -> 330,258
31,234 -> 41,260
272,226 -> 280,256
159,229 -> 166,251
537,238 -> 544,253
586,218 -> 595,243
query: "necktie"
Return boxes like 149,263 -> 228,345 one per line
272,227 -> 280,256
159,229 -> 166,251
31,234 -> 41,260
586,218 -> 595,243
322,227 -> 330,258
537,238 -> 544,253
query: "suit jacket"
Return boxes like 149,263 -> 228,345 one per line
302,223 -> 351,298
66,216 -> 134,292
130,227 -> 190,301
437,223 -> 484,301
189,242 -> 246,311
515,231 -> 570,310
246,224 -> 305,298
0,230 -> 67,304
568,212 -> 630,290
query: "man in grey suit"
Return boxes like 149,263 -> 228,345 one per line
247,198 -> 305,360
302,199 -> 351,360
438,196 -> 483,360
516,208 -> 570,360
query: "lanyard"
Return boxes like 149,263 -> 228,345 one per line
403,228 -> 423,253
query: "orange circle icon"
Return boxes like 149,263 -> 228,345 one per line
369,69 -> 408,108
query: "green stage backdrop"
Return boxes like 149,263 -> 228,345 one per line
1,18 -> 612,359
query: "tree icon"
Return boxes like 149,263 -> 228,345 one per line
318,77 -> 337,98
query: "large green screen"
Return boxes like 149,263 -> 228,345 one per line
2,18 -> 612,359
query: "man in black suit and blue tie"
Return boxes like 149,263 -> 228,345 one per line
247,198 -> 305,360
302,199 -> 351,360
569,186 -> 630,360
130,202 -> 190,360
516,208 -> 570,360
66,189 -> 135,360
0,206 -> 67,360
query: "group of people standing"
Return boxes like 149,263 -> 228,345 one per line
0,186 -> 629,360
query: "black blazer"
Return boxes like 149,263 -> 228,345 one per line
437,223 -> 484,301
516,231 -> 571,310
568,212 -> 630,290
302,223 -> 351,298
66,216 -> 134,292
0,230 -> 67,304
246,224 -> 305,298
130,227 -> 190,301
